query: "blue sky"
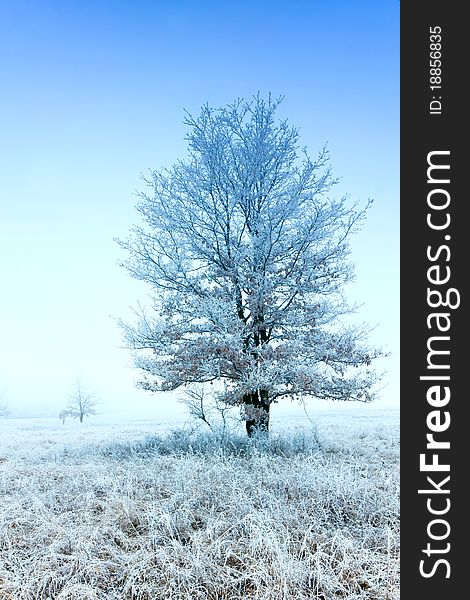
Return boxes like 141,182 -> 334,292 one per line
0,0 -> 399,417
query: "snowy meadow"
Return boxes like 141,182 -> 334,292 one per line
0,406 -> 399,599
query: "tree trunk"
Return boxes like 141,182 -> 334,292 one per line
79,415 -> 83,423
244,389 -> 270,436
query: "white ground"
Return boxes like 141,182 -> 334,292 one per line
0,405 -> 399,599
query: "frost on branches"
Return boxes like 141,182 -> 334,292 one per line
118,95 -> 384,435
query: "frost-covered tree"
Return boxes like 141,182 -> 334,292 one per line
65,379 -> 97,423
118,95 -> 383,435
59,409 -> 69,424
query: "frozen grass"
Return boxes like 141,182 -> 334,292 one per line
0,409 -> 399,599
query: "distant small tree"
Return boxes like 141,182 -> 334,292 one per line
59,409 -> 69,424
66,379 -> 98,423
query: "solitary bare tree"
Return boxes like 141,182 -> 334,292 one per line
59,409 -> 68,424
118,95 -> 383,435
65,379 -> 97,423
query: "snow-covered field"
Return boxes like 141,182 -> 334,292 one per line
0,406 -> 399,599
